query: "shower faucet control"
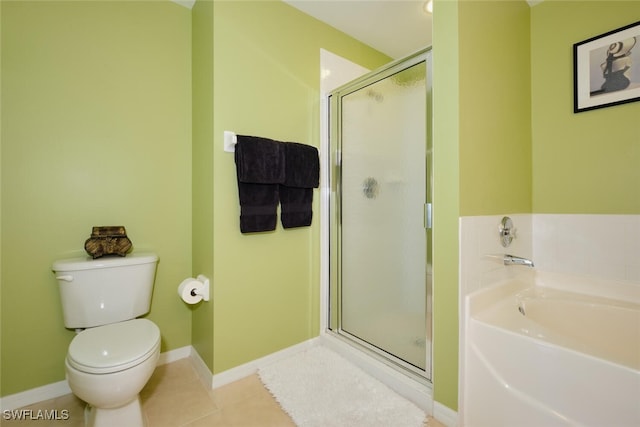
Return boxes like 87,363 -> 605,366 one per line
503,254 -> 534,268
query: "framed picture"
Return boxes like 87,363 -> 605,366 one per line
573,21 -> 640,113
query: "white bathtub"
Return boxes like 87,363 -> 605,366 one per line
463,272 -> 640,427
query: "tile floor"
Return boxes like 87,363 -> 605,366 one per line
2,358 -> 446,427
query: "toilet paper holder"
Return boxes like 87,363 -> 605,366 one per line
178,275 -> 210,303
192,275 -> 210,301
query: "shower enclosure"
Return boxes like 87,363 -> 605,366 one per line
327,49 -> 432,381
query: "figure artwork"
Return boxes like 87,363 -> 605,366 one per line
600,37 -> 637,93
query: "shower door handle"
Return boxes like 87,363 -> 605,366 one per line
424,203 -> 432,229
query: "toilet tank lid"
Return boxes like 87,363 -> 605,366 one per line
52,252 -> 158,272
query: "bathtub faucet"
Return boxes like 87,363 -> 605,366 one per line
504,254 -> 534,267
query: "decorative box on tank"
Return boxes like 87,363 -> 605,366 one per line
84,226 -> 132,258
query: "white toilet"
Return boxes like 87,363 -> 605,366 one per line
52,252 -> 161,427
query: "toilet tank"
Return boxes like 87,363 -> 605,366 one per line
52,252 -> 158,329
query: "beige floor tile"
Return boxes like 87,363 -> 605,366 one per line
1,393 -> 85,427
425,415 -> 447,427
141,376 -> 217,427
209,374 -> 273,408
141,358 -> 200,400
186,392 -> 295,427
2,358 -> 447,427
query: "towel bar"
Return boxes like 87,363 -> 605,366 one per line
224,131 -> 237,152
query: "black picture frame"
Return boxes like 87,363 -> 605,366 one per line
573,21 -> 640,113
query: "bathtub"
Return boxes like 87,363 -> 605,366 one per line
463,272 -> 640,427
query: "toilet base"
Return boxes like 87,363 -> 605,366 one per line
84,396 -> 145,427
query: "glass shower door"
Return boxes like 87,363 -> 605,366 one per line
330,52 -> 430,377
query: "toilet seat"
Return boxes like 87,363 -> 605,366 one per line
67,318 -> 160,375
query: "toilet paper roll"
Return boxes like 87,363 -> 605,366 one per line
178,278 -> 203,304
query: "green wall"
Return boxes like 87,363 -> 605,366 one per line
448,0 -> 637,217
432,0 -> 532,410
8,0 -> 630,415
441,0 -> 640,412
206,0 -> 389,374
0,0 -> 4,399
432,0 -> 461,410
459,0 -> 532,216
531,0 -> 640,214
191,0 -> 640,412
191,0 -> 215,372
0,1 -> 193,396
0,0 -> 391,400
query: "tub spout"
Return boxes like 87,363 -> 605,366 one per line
504,254 -> 534,267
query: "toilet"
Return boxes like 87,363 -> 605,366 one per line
52,252 -> 160,427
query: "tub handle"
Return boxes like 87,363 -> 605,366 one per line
499,216 -> 516,247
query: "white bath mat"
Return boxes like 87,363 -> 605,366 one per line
258,345 -> 426,427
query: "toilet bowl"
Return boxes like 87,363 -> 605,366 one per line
65,319 -> 161,427
52,252 -> 160,427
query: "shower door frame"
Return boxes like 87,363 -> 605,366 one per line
326,48 -> 433,383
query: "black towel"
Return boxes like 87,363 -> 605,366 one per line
280,142 -> 319,229
235,136 -> 285,233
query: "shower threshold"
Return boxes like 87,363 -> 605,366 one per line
320,332 -> 433,413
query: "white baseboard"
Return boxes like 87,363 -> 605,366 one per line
0,346 -> 193,411
189,346 -> 213,387
158,345 -> 191,366
210,338 -> 319,389
433,401 -> 459,427
0,380 -> 72,412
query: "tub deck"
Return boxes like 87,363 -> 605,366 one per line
463,272 -> 640,427
474,285 -> 640,370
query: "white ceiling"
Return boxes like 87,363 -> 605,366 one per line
283,0 -> 432,59
283,1 -> 542,59
176,1 -> 540,60
171,0 -> 430,59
